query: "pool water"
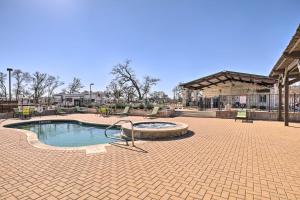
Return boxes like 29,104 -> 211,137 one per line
9,121 -> 120,147
134,122 -> 176,129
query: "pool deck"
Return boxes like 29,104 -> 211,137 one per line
0,114 -> 299,200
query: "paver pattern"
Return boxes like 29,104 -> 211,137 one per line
0,114 -> 299,200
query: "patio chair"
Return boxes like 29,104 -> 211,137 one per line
115,106 -> 130,117
75,106 -> 87,113
56,107 -> 67,115
99,107 -> 109,117
235,109 -> 247,122
21,106 -> 31,119
146,106 -> 160,118
30,107 -> 36,116
36,106 -> 44,117
13,108 -> 21,118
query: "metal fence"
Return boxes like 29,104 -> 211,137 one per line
186,93 -> 300,112
0,101 -> 18,113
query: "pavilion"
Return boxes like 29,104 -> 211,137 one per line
269,25 -> 300,126
181,25 -> 300,125
180,70 -> 275,110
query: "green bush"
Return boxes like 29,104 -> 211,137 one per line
145,104 -> 154,110
139,104 -> 144,109
115,103 -> 126,109
131,104 -> 140,109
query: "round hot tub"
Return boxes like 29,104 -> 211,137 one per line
122,121 -> 188,139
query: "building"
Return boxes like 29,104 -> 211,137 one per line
53,91 -> 108,107
53,93 -> 84,107
180,71 -> 276,110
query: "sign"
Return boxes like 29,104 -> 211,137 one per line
240,96 -> 247,104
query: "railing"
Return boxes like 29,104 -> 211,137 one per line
0,101 -> 18,113
104,120 -> 135,147
185,93 -> 300,112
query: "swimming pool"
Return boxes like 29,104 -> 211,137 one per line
6,121 -> 120,147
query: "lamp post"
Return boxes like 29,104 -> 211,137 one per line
89,83 -> 94,103
7,68 -> 13,101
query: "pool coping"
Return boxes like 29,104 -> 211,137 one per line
1,119 -> 139,155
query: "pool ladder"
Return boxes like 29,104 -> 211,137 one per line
104,120 -> 135,147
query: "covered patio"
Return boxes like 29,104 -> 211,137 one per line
270,25 -> 300,126
180,70 -> 276,111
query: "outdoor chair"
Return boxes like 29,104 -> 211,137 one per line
56,107 -> 67,115
99,107 -> 109,117
115,106 -> 130,117
30,107 -> 36,116
75,106 -> 87,113
145,106 -> 160,118
13,108 -> 21,118
36,106 -> 44,117
21,106 -> 31,119
235,109 -> 247,122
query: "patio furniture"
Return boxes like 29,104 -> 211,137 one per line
75,106 -> 87,113
21,106 -> 31,119
13,108 -> 21,118
56,107 -> 67,115
146,106 -> 160,118
30,107 -> 36,116
99,107 -> 109,117
115,106 -> 130,117
36,106 -> 44,117
235,109 -> 247,122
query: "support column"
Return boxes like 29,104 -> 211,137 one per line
278,81 -> 282,121
284,71 -> 289,126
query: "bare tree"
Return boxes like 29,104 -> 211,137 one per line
106,80 -> 123,103
12,69 -> 31,100
31,72 -> 49,103
0,72 -> 7,98
150,91 -> 169,103
64,77 -> 84,94
122,84 -> 136,103
46,76 -> 64,105
141,76 -> 160,100
111,60 -> 160,100
172,83 -> 183,101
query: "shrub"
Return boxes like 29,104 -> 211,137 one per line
115,103 -> 126,109
139,104 -> 144,109
146,104 -> 154,110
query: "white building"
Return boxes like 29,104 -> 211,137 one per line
53,91 -> 108,107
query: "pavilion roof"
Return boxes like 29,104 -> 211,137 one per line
180,70 -> 275,90
269,25 -> 300,78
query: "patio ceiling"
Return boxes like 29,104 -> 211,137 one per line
180,70 -> 275,90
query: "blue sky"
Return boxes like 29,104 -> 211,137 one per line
0,0 -> 299,96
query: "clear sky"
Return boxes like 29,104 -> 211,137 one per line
0,0 -> 299,96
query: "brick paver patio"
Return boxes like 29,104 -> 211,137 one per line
0,114 -> 299,200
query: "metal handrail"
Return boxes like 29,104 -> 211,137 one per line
104,120 -> 135,147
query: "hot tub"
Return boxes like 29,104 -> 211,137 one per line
122,121 -> 188,139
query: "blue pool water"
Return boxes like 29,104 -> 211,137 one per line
7,121 -> 120,147
134,122 -> 176,129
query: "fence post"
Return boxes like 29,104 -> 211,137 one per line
218,95 -> 221,111
268,93 -> 271,112
294,93 -> 296,112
